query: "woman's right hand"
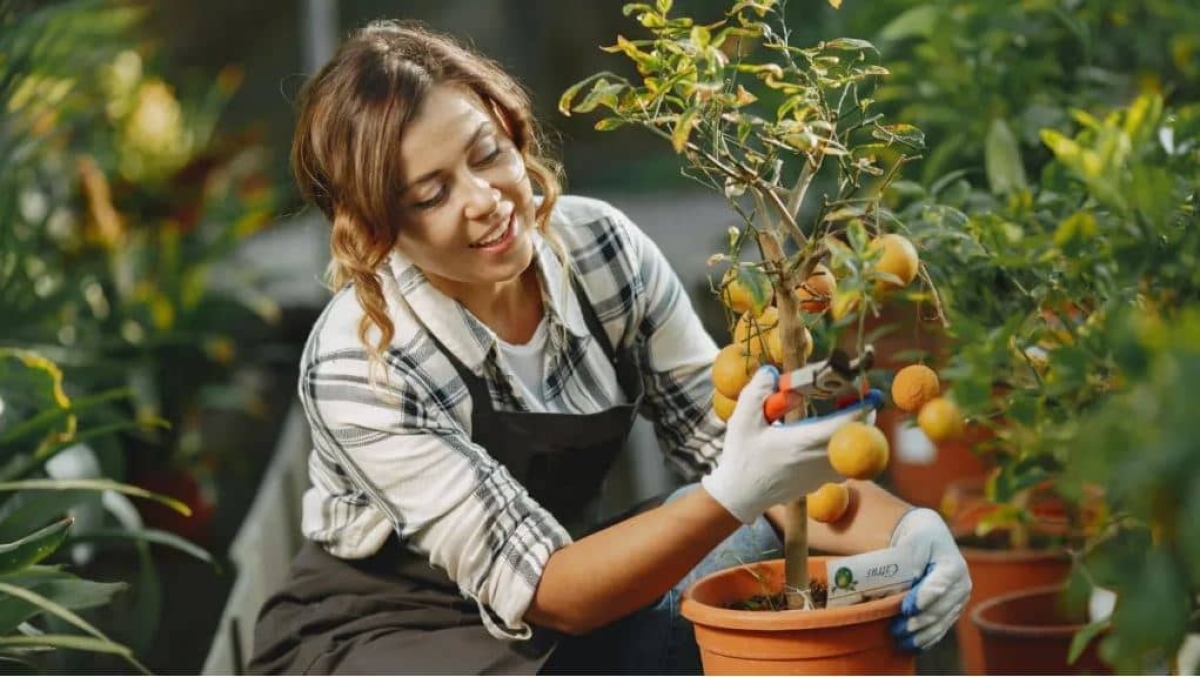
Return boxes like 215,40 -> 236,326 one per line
701,366 -> 883,524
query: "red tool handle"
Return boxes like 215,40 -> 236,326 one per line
763,391 -> 793,423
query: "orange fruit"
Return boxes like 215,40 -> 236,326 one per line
794,263 -> 837,314
721,268 -> 771,315
733,307 -> 779,357
807,482 -> 851,523
712,389 -> 737,422
828,422 -> 890,480
830,292 -> 861,322
712,344 -> 761,399
764,325 -> 813,366
917,397 -> 964,442
891,364 -> 941,414
871,233 -> 920,289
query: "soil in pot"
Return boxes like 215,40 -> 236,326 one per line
681,558 -> 914,675
727,579 -> 827,612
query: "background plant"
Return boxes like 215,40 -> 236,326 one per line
843,0 -> 1200,187
2,0 -> 279,669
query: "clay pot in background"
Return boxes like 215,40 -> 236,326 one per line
944,475 -> 1081,675
973,586 -> 1110,675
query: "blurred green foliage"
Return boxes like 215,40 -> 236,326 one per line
848,0 -> 1200,185
851,0 -> 1200,668
2,0 -> 278,669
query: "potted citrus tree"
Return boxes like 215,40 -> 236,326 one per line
561,0 -> 964,672
902,91 -> 1199,673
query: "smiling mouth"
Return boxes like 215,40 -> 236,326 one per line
469,212 -> 515,249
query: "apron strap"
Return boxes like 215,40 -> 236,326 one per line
568,273 -> 619,365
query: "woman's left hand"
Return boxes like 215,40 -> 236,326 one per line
888,507 -> 972,652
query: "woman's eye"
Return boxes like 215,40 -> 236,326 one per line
474,146 -> 503,165
413,186 -> 447,210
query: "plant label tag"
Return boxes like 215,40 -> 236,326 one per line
825,546 -> 916,608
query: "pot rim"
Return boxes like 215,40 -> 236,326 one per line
970,584 -> 1088,639
680,557 -> 905,631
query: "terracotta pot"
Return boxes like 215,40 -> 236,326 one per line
680,558 -> 914,675
973,586 -> 1110,674
954,539 -> 1072,674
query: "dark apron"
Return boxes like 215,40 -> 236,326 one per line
249,277 -> 648,675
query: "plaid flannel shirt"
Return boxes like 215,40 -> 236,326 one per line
298,195 -> 725,639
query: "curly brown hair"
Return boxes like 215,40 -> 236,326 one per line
292,20 -> 563,361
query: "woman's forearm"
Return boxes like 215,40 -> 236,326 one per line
526,487 -> 740,636
766,481 -> 913,555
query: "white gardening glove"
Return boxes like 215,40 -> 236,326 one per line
889,507 -> 972,651
703,365 -> 883,524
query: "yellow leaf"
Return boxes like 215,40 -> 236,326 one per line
828,0 -> 842,7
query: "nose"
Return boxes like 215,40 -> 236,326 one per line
462,174 -> 501,221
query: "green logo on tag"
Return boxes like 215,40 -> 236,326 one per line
834,566 -> 856,592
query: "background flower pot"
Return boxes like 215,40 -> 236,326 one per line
972,586 -> 1109,675
680,557 -> 914,675
943,475 -> 1081,674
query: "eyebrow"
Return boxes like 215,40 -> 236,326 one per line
399,122 -> 491,194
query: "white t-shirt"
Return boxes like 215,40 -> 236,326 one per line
495,315 -> 549,411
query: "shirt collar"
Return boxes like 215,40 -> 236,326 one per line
383,229 -> 589,374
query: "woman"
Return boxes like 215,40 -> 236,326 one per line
250,20 -> 970,675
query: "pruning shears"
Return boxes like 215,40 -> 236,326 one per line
763,344 -> 877,423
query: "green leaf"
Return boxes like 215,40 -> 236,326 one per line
1041,129 -> 1080,163
2,419 -> 167,485
558,72 -> 622,117
0,573 -> 127,637
572,78 -> 625,115
0,581 -> 111,645
0,517 -> 72,576
68,528 -> 215,567
872,123 -> 925,149
0,635 -> 147,674
0,490 -> 92,542
1069,620 -> 1109,665
1129,165 -> 1173,228
975,503 -> 1024,538
1108,548 -> 1190,670
672,107 -> 700,153
594,117 -> 627,131
985,118 -> 1028,195
0,388 -> 130,454
0,479 -> 190,516
879,5 -> 938,42
822,38 -> 876,53
734,266 -> 773,317
1053,212 -> 1097,248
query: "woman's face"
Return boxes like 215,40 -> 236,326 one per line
395,84 -> 538,293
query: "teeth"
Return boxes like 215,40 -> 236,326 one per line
473,218 -> 510,247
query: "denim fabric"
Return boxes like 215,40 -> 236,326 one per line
542,484 -> 782,675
